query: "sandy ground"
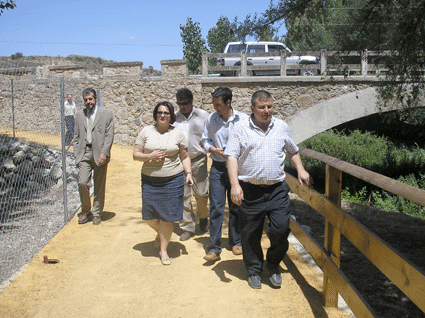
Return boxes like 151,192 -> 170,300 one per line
0,144 -> 350,318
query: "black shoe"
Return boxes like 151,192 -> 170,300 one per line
248,275 -> 262,289
269,267 -> 282,287
199,218 -> 208,232
179,231 -> 192,241
78,212 -> 91,224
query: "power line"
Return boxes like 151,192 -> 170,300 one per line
0,40 -> 182,47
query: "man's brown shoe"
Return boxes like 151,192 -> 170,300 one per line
78,213 -> 91,224
232,245 -> 243,255
92,216 -> 101,225
203,251 -> 220,262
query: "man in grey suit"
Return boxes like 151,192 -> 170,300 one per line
73,88 -> 114,225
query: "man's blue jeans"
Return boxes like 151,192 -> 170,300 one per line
206,161 -> 241,255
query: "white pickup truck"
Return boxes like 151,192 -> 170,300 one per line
219,41 -> 320,76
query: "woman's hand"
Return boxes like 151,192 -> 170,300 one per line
150,149 -> 166,162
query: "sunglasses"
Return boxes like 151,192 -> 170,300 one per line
177,100 -> 191,107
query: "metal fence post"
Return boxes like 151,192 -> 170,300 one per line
60,77 -> 68,223
11,79 -> 15,138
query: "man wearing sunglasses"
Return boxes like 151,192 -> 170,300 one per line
173,88 -> 209,241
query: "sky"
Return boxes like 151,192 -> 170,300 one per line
0,0 -> 284,70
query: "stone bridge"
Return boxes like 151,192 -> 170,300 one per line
202,76 -> 390,144
0,59 -> 415,145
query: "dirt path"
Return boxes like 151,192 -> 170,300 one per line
0,144 -> 349,318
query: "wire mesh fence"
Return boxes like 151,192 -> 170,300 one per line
0,64 -> 82,286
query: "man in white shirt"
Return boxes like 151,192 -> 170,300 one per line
225,90 -> 311,289
64,94 -> 77,145
173,88 -> 209,241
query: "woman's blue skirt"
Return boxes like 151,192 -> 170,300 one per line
141,171 -> 184,222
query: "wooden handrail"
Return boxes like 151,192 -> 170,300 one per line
285,148 -> 425,317
298,147 -> 425,206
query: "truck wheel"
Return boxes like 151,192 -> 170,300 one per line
300,69 -> 318,76
234,70 -> 254,76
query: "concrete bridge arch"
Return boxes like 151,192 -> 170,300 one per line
287,87 -> 391,144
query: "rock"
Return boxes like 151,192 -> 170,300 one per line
31,156 -> 43,167
25,180 -> 41,190
3,171 -> 14,180
13,150 -> 26,163
17,160 -> 34,176
49,163 -> 63,180
3,158 -> 16,171
10,173 -> 24,186
43,154 -> 56,168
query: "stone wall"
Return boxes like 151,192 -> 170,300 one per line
0,60 -> 376,146
49,65 -> 87,79
103,62 -> 143,77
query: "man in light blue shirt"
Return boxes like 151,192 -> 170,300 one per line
225,90 -> 311,289
201,87 -> 248,262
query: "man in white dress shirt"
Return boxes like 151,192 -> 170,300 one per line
225,90 -> 311,289
64,94 -> 77,145
173,88 -> 209,241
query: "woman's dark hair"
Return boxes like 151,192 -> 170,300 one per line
153,101 -> 177,124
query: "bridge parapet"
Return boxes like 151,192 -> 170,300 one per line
203,49 -> 394,78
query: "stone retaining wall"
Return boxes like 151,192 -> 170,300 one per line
0,59 -> 374,145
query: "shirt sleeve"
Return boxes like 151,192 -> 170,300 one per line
282,124 -> 299,154
176,128 -> 188,149
135,127 -> 147,146
223,124 -> 241,159
201,115 -> 213,152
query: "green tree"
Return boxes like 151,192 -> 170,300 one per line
283,0 -> 346,51
11,52 -> 23,60
0,0 -> 15,16
180,18 -> 208,74
207,16 -> 237,54
258,25 -> 281,42
233,0 -> 425,107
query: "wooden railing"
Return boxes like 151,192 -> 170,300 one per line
202,49 -> 392,77
286,147 -> 425,318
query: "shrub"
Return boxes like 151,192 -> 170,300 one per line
288,129 -> 425,219
371,174 -> 425,219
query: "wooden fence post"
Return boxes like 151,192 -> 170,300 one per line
324,164 -> 342,307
